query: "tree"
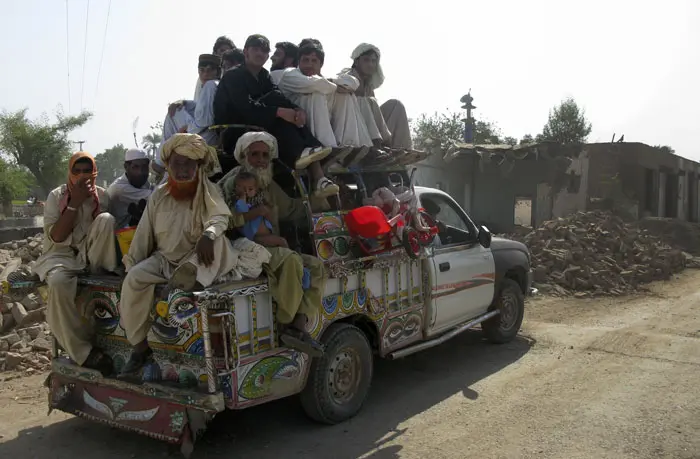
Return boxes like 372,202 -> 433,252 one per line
537,97 -> 592,144
0,159 -> 34,216
412,111 -> 506,153
520,134 -> 535,144
142,122 -> 163,160
653,145 -> 675,155
503,136 -> 518,146
94,144 -> 128,185
0,108 -> 92,195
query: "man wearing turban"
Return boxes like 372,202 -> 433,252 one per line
217,132 -> 327,356
32,152 -> 119,376
119,133 -> 270,376
340,43 -> 413,151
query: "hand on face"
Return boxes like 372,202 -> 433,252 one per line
69,176 -> 94,207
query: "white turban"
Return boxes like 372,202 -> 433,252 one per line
233,131 -> 278,164
350,43 -> 385,90
125,148 -> 148,162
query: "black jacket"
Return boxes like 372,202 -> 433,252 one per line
213,66 -> 297,128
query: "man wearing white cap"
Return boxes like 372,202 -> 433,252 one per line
106,148 -> 154,228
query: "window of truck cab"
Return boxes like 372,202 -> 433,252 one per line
419,192 -> 478,247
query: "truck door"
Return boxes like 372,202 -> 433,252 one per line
419,192 -> 496,335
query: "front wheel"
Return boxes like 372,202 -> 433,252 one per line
300,323 -> 373,424
482,278 -> 525,344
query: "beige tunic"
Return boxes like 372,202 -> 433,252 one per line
32,185 -> 119,365
119,184 -> 267,345
33,185 -> 115,279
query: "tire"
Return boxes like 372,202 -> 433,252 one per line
482,278 -> 525,344
300,323 -> 374,424
402,227 -> 421,259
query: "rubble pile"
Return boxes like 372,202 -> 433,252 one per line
510,211 -> 687,297
638,218 -> 700,256
0,234 -> 51,374
0,292 -> 52,374
0,233 -> 44,272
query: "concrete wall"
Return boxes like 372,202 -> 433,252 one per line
551,151 -> 590,218
586,143 -> 700,221
414,154 -> 473,212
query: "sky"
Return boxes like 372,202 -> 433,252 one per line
1,0 -> 699,160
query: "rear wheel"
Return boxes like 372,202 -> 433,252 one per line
300,323 -> 373,424
482,278 -> 525,344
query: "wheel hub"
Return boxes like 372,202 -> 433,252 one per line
328,348 -> 361,404
499,292 -> 517,330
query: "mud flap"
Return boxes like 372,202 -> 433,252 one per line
47,371 -> 220,456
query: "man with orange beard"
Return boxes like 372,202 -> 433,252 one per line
32,152 -> 119,376
118,133 -> 270,376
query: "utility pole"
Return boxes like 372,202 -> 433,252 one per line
73,140 -> 87,151
460,90 -> 476,143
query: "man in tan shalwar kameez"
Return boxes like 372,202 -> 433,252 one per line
217,132 -> 327,356
341,43 -> 414,151
32,152 -> 119,376
119,133 -> 269,376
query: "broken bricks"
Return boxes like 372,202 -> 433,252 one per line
507,211 -> 686,297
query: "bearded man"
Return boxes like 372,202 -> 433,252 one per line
106,148 -> 154,228
119,133 -> 270,376
340,43 -> 413,150
217,132 -> 326,356
32,152 -> 119,375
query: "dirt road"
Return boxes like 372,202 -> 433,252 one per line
1,271 -> 700,459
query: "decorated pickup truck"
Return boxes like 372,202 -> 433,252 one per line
2,159 -> 534,457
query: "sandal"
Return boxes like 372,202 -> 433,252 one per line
295,146 -> 332,170
313,177 -> 340,198
280,328 -> 324,357
83,347 -> 114,377
361,147 -> 394,167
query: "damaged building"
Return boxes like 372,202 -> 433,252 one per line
414,141 -> 700,233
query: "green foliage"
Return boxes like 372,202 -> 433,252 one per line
520,134 -> 535,144
94,143 -> 128,185
411,111 -> 506,154
142,122 -> 163,160
0,108 -> 92,195
0,159 -> 34,204
537,97 -> 592,144
653,145 -> 675,155
503,136 -> 518,146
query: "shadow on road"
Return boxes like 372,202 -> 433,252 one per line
0,330 -> 533,459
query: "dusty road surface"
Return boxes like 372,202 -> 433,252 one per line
1,271 -> 700,459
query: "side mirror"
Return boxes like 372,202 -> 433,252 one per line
478,225 -> 492,248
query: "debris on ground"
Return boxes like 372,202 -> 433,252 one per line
638,218 -> 700,255
0,234 -> 52,374
504,211 -> 688,297
0,292 -> 52,374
